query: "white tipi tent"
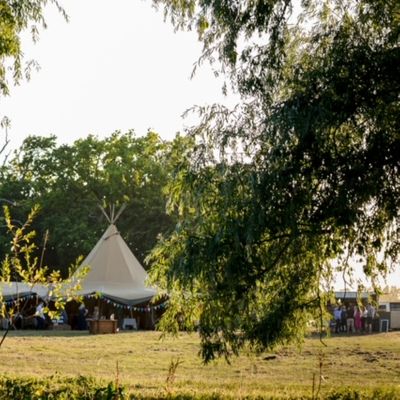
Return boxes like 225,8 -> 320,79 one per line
71,206 -> 156,305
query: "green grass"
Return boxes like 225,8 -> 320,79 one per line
1,330 -> 400,398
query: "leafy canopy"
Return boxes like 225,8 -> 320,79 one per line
0,131 -> 190,274
0,0 -> 67,97
148,0 -> 400,361
0,0 -> 67,160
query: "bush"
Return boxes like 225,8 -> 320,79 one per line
0,376 -> 398,400
325,388 -> 400,400
0,375 -> 124,400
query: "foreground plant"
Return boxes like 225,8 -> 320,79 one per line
0,205 -> 86,347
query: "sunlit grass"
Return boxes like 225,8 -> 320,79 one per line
1,330 -> 400,398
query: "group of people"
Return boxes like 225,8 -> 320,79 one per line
34,301 -> 69,329
332,303 -> 376,334
35,302 -> 96,331
4,300 -> 99,331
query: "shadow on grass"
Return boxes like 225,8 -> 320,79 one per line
307,331 -> 388,340
5,329 -> 91,338
4,328 -> 146,338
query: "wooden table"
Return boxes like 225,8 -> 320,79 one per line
88,319 -> 118,334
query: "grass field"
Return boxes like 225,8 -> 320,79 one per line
1,330 -> 400,398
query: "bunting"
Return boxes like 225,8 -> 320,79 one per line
1,292 -> 167,313
1,294 -> 37,306
82,293 -> 168,313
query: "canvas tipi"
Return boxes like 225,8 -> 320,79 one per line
71,205 -> 156,305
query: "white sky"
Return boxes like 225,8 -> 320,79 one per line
0,0 -> 398,290
1,0 -> 235,151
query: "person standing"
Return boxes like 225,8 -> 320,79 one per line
77,303 -> 88,330
354,306 -> 362,333
35,301 -> 46,329
92,306 -> 99,320
334,305 -> 342,333
346,303 -> 355,333
340,306 -> 347,333
361,306 -> 368,332
366,303 -> 376,333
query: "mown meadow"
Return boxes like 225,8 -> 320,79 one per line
0,330 -> 399,399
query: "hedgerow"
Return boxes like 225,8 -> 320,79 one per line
0,376 -> 398,400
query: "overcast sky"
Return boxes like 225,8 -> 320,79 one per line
1,0 -> 235,151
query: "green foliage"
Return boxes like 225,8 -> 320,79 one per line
0,375 -> 399,400
0,131 -> 189,274
148,0 -> 400,361
324,389 -> 400,400
0,0 -> 67,97
0,205 -> 86,324
0,375 -> 124,400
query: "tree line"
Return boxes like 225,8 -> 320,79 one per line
0,131 -> 191,275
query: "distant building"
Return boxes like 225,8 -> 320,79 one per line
378,294 -> 400,330
334,291 -> 376,304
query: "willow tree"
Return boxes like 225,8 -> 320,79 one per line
148,0 -> 400,361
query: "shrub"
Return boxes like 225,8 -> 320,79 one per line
324,388 -> 400,400
0,376 -> 398,400
0,375 -> 124,400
